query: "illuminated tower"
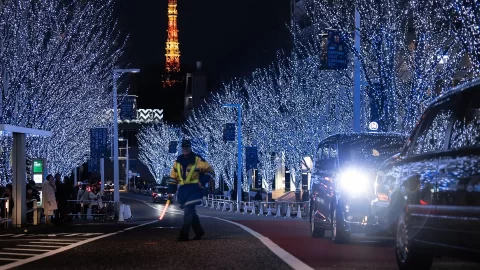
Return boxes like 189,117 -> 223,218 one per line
163,0 -> 181,87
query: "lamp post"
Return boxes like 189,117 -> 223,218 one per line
353,8 -> 361,132
223,104 -> 242,208
113,69 -> 139,203
119,137 -> 129,191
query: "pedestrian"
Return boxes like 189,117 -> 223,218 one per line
54,173 -> 68,224
42,174 -> 57,225
77,185 -> 90,220
167,139 -> 215,241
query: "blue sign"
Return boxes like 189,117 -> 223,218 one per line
255,171 -> 262,189
223,123 -> 236,142
129,159 -> 137,170
120,95 -> 137,121
369,81 -> 386,131
169,141 -> 178,154
245,147 -> 258,171
321,30 -> 348,70
89,128 -> 108,173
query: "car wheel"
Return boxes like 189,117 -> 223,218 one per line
310,207 -> 325,238
332,206 -> 350,244
395,211 -> 433,270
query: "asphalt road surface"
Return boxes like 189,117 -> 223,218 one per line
0,191 -> 478,270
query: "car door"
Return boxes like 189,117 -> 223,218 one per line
311,138 -> 337,222
435,89 -> 480,253
401,101 -> 454,244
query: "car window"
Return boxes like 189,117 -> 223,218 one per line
412,106 -> 453,155
450,90 -> 480,149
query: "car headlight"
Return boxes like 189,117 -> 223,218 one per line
338,168 -> 370,194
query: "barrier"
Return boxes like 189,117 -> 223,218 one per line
67,200 -> 116,222
0,198 -> 10,228
285,202 -> 291,218
276,204 -> 282,217
118,204 -> 125,222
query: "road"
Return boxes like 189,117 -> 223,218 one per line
0,192 -> 478,270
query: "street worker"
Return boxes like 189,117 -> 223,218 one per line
167,139 -> 215,241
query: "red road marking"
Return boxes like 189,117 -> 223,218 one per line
236,220 -> 396,269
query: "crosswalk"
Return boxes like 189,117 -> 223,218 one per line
0,233 -> 104,238
0,238 -> 84,267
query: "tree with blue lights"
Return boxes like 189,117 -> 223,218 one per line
0,0 -> 125,185
137,124 -> 181,183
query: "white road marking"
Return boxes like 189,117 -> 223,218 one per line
3,248 -> 50,252
212,217 -> 314,270
0,220 -> 158,270
0,252 -> 33,256
36,239 -> 81,242
64,233 -> 81,237
122,196 -> 183,215
81,233 -> 103,236
17,245 -> 66,248
11,234 -> 25,238
28,242 -> 70,245
0,234 -> 13,237
0,259 -> 18,262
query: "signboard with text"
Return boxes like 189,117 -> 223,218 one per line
245,147 -> 258,171
120,95 -> 137,121
320,29 -> 348,70
223,123 -> 236,142
89,128 -> 108,173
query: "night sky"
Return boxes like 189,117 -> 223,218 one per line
116,0 -> 292,124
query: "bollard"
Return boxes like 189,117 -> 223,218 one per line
296,203 -> 303,219
259,202 -> 264,216
124,205 -> 132,219
118,204 -> 125,222
235,202 -> 241,213
266,203 -> 272,216
285,203 -> 291,218
251,202 -> 256,215
275,204 -> 282,217
33,200 -> 38,225
222,201 -> 227,211
210,199 -> 215,209
229,202 -> 234,212
216,200 -> 222,210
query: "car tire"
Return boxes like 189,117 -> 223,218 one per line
310,207 -> 325,238
395,211 -> 433,270
332,206 -> 350,244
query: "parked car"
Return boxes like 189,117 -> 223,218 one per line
374,78 -> 480,269
310,132 -> 407,243
152,186 -> 170,203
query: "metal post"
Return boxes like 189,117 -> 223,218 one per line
113,72 -> 120,203
126,139 -> 129,191
112,68 -> 140,203
12,132 -> 26,227
236,106 -> 242,207
353,7 -> 361,132
73,167 -> 77,187
100,158 -> 105,192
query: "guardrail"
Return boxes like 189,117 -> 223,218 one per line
1,197 -> 10,228
202,194 -> 310,219
66,200 -> 117,222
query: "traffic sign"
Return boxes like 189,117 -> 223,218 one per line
169,141 -> 178,154
223,123 -> 236,142
245,147 -> 258,170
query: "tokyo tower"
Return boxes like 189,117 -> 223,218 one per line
162,0 -> 181,87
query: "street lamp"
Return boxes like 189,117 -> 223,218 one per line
223,104 -> 242,210
119,137 -> 129,192
113,68 -> 140,203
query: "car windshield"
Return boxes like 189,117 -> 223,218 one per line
338,135 -> 406,168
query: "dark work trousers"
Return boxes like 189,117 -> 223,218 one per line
179,204 -> 204,238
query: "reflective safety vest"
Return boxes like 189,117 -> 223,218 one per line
176,156 -> 200,185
